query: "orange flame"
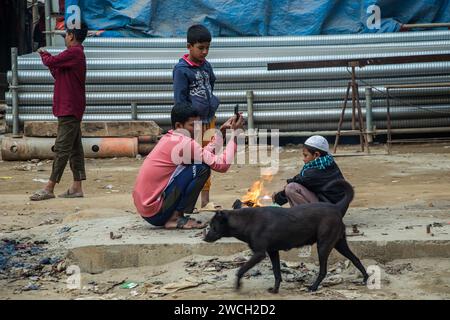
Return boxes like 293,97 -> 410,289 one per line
241,175 -> 273,207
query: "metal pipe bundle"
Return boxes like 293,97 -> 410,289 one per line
5,31 -> 450,133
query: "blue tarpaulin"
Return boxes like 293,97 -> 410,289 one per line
65,0 -> 450,37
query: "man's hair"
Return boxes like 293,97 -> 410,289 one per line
304,145 -> 328,157
187,24 -> 211,45
67,22 -> 88,43
171,102 -> 199,128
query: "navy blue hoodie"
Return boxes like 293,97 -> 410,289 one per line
173,55 -> 220,123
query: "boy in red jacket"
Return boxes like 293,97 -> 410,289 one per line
30,23 -> 88,201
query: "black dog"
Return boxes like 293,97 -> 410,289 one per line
204,180 -> 369,293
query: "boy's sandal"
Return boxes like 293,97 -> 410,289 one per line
166,216 -> 206,230
58,189 -> 84,198
199,202 -> 223,212
29,189 -> 55,201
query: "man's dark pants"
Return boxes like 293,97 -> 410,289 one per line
50,116 -> 86,183
144,164 -> 211,226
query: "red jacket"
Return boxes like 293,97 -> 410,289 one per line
39,44 -> 86,120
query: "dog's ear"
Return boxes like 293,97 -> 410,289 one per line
215,210 -> 228,221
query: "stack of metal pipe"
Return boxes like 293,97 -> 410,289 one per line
5,30 -> 450,132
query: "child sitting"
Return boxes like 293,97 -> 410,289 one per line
273,135 -> 348,207
133,103 -> 244,230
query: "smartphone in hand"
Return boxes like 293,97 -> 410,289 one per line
234,104 -> 240,119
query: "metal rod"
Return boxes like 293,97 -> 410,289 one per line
365,87 -> 374,143
246,91 -> 255,131
401,23 -> 450,30
386,88 -> 393,155
354,82 -> 369,153
333,82 -> 351,153
131,102 -> 138,120
385,82 -> 450,89
44,0 -> 52,47
10,47 -> 20,137
257,127 -> 450,137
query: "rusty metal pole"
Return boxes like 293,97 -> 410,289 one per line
333,82 -> 351,154
10,47 -> 20,137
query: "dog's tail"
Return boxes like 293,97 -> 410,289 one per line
325,180 -> 354,216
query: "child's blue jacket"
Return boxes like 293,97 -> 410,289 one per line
173,57 -> 220,123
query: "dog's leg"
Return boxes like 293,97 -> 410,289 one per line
267,251 -> 282,294
334,237 -> 369,283
309,241 -> 334,292
235,252 -> 266,291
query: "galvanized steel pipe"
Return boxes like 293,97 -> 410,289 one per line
7,87 -> 450,105
17,74 -> 450,92
82,31 -> 450,48
17,49 -> 450,70
10,62 -> 450,84
6,106 -> 450,125
10,47 -> 20,137
8,97 -> 450,113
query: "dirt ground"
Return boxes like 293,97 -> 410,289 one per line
1,142 -> 450,300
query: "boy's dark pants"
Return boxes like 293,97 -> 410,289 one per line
50,116 -> 86,183
144,164 -> 211,226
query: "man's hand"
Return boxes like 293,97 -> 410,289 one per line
37,48 -> 48,54
220,112 -> 245,133
219,117 -> 234,134
231,112 -> 244,130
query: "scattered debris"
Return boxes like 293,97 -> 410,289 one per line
322,275 -> 344,287
54,260 -> 67,273
120,281 -> 138,289
347,224 -> 365,237
110,232 -> 123,240
33,178 -> 48,183
385,263 -> 413,275
39,219 -> 62,226
103,185 -> 114,190
22,282 -> 40,291
57,226 -> 72,234
14,165 -> 33,171
245,269 -> 262,278
149,277 -> 202,295
130,290 -> 140,296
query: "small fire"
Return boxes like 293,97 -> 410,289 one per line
241,175 -> 273,207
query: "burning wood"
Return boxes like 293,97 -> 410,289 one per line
238,175 -> 274,208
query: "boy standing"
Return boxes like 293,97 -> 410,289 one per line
173,24 -> 219,208
272,136 -> 349,208
133,103 -> 244,229
30,23 -> 88,201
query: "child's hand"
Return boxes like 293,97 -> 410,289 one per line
37,48 -> 48,54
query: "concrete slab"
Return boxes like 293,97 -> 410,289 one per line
5,205 -> 446,274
